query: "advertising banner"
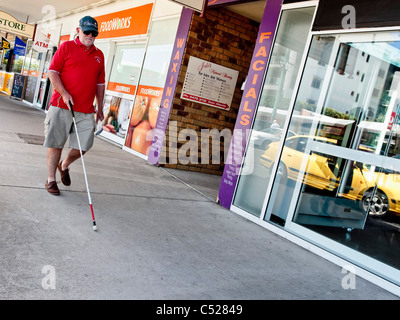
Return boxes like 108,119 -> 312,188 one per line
32,26 -> 60,53
101,94 -> 134,144
101,85 -> 164,148
218,0 -> 283,209
1,37 -> 10,49
14,36 -> 26,56
95,4 -> 153,40
123,85 -> 164,155
107,81 -> 136,95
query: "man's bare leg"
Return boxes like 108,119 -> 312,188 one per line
47,148 -> 62,183
61,148 -> 86,170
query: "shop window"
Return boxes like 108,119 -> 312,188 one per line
124,17 -> 180,156
265,31 -> 400,283
101,42 -> 146,145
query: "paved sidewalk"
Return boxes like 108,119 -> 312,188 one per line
0,94 -> 397,299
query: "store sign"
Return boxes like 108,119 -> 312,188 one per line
32,29 -> 52,53
1,37 -> 10,49
0,11 -> 35,38
181,56 -> 238,110
107,81 -> 136,95
218,0 -> 283,209
95,4 -> 153,39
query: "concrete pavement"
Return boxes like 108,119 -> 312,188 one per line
0,94 -> 398,300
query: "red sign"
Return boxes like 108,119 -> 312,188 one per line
181,93 -> 229,110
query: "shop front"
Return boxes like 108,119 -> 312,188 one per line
0,11 -> 35,99
217,0 -> 400,294
42,0 -> 183,159
94,3 -> 182,158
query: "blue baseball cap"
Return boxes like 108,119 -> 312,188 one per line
79,16 -> 98,33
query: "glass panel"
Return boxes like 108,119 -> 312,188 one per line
266,32 -> 400,272
139,18 -> 180,87
123,18 -> 180,154
101,42 -> 146,143
108,43 -> 146,87
232,7 -> 315,216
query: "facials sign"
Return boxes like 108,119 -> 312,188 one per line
218,0 -> 283,209
0,11 -> 35,38
95,4 -> 153,39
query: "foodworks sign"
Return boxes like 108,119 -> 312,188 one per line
0,11 -> 35,38
95,3 -> 153,39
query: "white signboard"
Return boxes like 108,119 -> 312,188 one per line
181,56 -> 238,111
32,26 -> 60,53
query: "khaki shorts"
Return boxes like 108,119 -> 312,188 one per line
44,106 -> 95,152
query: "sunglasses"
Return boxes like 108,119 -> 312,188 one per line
83,30 -> 98,37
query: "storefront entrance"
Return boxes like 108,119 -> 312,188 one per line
287,30 -> 400,284
233,12 -> 400,286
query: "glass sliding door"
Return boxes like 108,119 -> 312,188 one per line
266,30 -> 400,281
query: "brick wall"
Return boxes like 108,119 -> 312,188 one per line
160,7 -> 259,175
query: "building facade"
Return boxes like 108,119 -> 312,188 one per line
18,0 -> 400,295
146,0 -> 400,295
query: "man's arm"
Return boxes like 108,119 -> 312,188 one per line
48,71 -> 74,108
95,84 -> 105,122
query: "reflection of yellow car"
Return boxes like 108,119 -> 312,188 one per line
260,135 -> 400,217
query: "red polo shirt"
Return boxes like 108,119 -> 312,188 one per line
49,38 -> 105,113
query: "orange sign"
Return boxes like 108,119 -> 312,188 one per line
107,81 -> 136,95
59,34 -> 70,47
137,85 -> 163,99
95,3 -> 153,39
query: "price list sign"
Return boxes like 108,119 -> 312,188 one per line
181,56 -> 238,111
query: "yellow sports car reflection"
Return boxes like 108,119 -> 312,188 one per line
260,135 -> 400,217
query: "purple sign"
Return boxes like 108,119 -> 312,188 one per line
218,0 -> 283,209
148,7 -> 193,165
